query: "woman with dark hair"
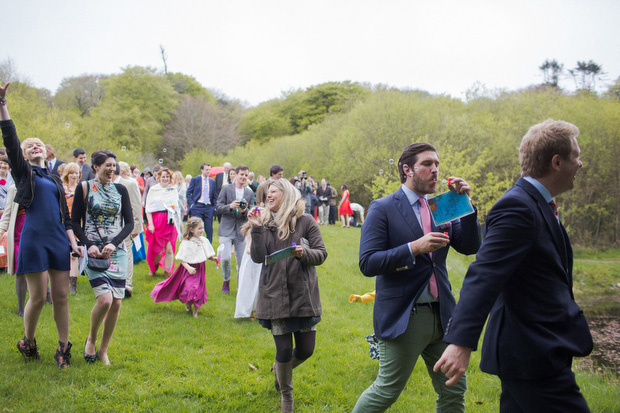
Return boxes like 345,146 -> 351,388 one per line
1,82 -> 82,368
72,150 -> 133,365
246,178 -> 327,412
338,183 -> 353,228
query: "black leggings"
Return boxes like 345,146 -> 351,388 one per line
273,331 -> 316,363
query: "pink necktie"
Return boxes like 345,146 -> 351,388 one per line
419,197 -> 438,298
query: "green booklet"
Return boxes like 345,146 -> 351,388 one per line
265,246 -> 296,265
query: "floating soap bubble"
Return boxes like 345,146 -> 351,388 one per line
388,159 -> 394,165
121,146 -> 127,151
163,148 -> 167,153
158,159 -> 164,164
64,122 -> 71,128
379,169 -> 384,174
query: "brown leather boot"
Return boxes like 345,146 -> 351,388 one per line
274,360 -> 293,412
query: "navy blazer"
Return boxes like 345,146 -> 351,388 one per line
359,187 -> 481,341
444,178 -> 593,379
186,175 -> 217,210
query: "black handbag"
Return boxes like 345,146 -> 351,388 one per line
86,204 -> 111,272
87,256 -> 111,272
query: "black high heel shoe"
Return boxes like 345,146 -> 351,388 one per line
84,338 -> 97,363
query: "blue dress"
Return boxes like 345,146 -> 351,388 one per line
17,166 -> 70,274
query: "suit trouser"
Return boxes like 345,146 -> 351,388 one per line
318,204 -> 329,225
328,205 -> 336,224
352,305 -> 466,413
499,367 -> 590,413
189,203 -> 215,243
219,235 -> 246,282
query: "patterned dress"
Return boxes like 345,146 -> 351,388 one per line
83,180 -> 129,298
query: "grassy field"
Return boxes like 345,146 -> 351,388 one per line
0,224 -> 618,412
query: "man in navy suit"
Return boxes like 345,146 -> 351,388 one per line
352,142 -> 481,413
186,163 -> 217,242
435,119 -> 593,412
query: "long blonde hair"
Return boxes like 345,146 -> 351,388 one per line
258,178 -> 305,241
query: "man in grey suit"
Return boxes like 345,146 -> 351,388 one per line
73,148 -> 95,182
216,164 -> 255,293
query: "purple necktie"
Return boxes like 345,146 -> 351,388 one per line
419,197 -> 438,298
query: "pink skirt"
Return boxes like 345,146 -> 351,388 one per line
150,262 -> 207,308
145,211 -> 177,273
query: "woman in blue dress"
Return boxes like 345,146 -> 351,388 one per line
0,82 -> 82,368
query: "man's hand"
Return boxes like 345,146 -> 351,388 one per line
433,344 -> 472,386
447,177 -> 471,197
230,200 -> 240,209
409,232 -> 449,255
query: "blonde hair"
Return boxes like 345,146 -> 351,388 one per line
60,162 -> 81,184
519,119 -> 579,178
20,137 -> 46,154
257,178 -> 305,241
118,161 -> 131,177
172,171 -> 184,186
183,216 -> 203,240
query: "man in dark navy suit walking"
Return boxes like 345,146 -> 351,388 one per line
435,119 -> 593,412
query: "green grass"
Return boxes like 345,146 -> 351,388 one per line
0,226 -> 618,412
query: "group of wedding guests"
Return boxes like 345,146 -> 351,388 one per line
2,79 -> 331,411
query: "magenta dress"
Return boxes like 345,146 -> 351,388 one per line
145,211 -> 177,273
150,261 -> 208,308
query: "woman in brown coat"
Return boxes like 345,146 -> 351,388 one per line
247,178 -> 327,413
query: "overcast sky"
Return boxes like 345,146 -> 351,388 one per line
4,0 -> 619,106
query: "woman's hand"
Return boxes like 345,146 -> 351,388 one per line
292,245 -> 303,258
148,223 -> 155,233
247,207 -> 261,226
0,82 -> 9,100
87,245 -> 102,258
101,243 -> 116,258
187,266 -> 196,275
71,244 -> 84,258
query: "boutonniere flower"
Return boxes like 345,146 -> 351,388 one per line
0,179 -> 6,186
439,222 -> 452,230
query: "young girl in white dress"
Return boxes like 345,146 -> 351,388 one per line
150,217 -> 216,317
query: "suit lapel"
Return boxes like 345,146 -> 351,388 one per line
394,188 -> 429,260
518,179 -> 570,279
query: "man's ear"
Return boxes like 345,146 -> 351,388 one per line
550,154 -> 562,171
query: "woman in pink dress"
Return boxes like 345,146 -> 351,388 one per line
338,183 -> 353,228
144,168 -> 182,277
150,217 -> 216,317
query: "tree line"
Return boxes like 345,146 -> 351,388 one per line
1,58 -> 619,247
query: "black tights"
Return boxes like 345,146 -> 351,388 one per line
273,331 -> 316,363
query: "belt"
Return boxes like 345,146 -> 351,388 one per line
412,301 -> 440,313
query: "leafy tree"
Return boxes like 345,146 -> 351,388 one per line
539,59 -> 564,87
87,66 -> 178,154
569,60 -> 604,91
54,74 -> 108,116
282,81 -> 370,133
604,76 -> 620,100
162,95 -> 241,167
238,99 -> 293,143
166,72 -> 216,102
